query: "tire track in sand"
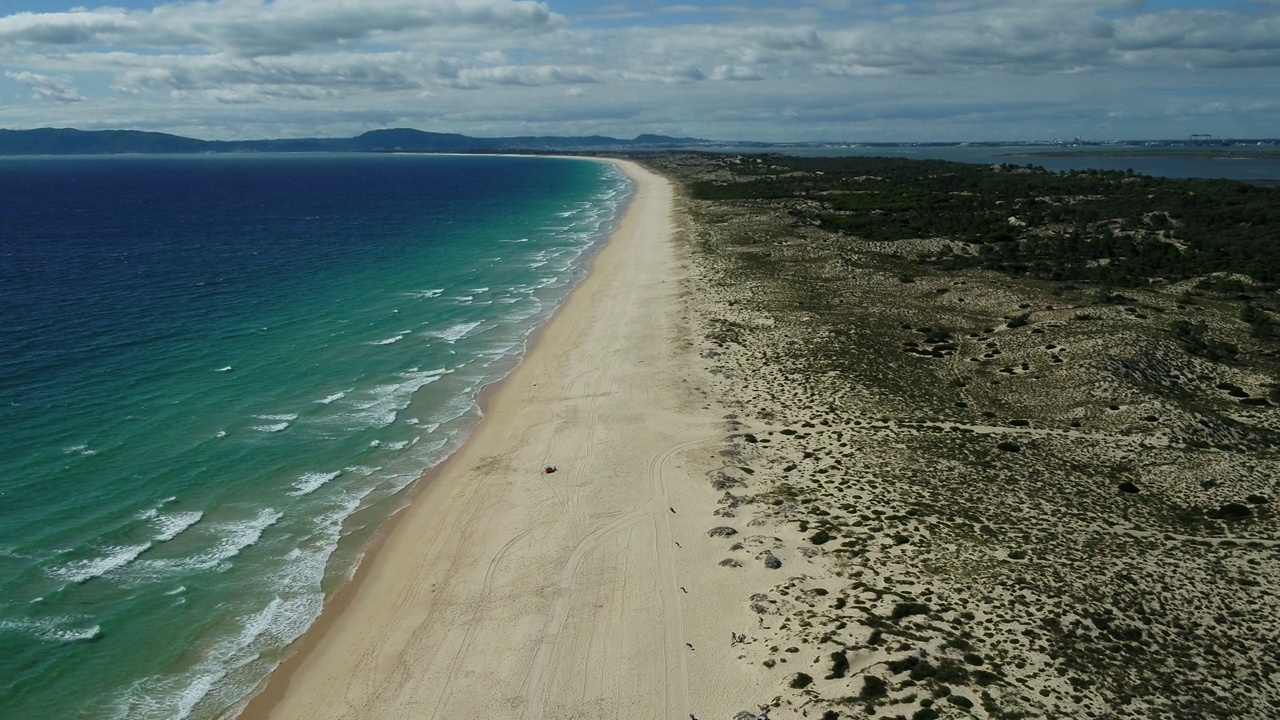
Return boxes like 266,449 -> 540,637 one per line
429,525 -> 536,719
518,431 -> 717,719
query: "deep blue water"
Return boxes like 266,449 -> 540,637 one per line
0,154 -> 631,720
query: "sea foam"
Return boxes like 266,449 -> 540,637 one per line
49,543 -> 153,583
251,414 -> 297,433
0,616 -> 101,643
370,332 -> 410,346
343,368 -> 451,429
128,508 -> 283,579
406,288 -> 445,298
288,471 -> 341,496
153,512 -> 204,542
428,321 -> 482,343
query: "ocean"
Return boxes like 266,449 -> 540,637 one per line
0,153 -> 632,719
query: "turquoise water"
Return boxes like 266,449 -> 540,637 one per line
0,154 -> 631,719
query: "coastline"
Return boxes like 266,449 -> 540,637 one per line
238,158 -> 765,719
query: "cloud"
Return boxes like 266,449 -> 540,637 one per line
445,63 -> 600,89
0,1 -> 561,57
109,52 -> 425,96
0,0 -> 1277,140
709,64 -> 762,81
4,69 -> 84,102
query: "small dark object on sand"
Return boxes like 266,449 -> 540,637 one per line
543,466 -> 557,474
670,506 -> 677,513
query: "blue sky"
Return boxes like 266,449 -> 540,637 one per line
0,1 -> 1276,141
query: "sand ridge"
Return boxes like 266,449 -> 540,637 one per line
240,160 -> 777,720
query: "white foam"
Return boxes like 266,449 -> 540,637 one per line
0,616 -> 101,643
499,237 -> 529,243
405,288 -> 444,298
252,422 -> 289,433
130,508 -> 282,577
452,295 -> 473,303
63,444 -> 98,456
215,366 -> 233,373
289,471 -> 342,496
503,304 -> 544,324
427,393 -> 477,428
49,543 -> 152,583
255,414 -> 298,421
382,471 -> 423,493
343,367 -> 451,428
215,430 -> 227,438
370,332 -> 409,346
315,391 -> 347,405
108,491 -> 372,719
469,287 -> 490,294
192,509 -> 282,568
153,511 -> 204,542
428,321 -> 482,343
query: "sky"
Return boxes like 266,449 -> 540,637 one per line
0,0 -> 1275,142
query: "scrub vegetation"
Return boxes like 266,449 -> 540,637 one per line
642,152 -> 1280,719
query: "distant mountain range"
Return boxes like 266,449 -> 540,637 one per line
4,127 -> 1276,157
0,127 -> 726,155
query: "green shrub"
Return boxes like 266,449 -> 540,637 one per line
860,675 -> 889,700
891,602 -> 931,621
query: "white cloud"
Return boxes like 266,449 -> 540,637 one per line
0,0 -> 1275,140
4,69 -> 84,101
0,1 -> 561,57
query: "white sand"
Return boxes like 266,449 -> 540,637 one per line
241,160 -> 769,720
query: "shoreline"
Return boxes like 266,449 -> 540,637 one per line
234,153 -> 629,720
237,158 -> 765,720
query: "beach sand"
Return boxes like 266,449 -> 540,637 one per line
240,159 -> 768,720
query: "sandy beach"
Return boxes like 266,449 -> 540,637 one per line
240,159 -> 768,720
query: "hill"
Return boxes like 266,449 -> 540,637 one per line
0,127 -> 713,155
